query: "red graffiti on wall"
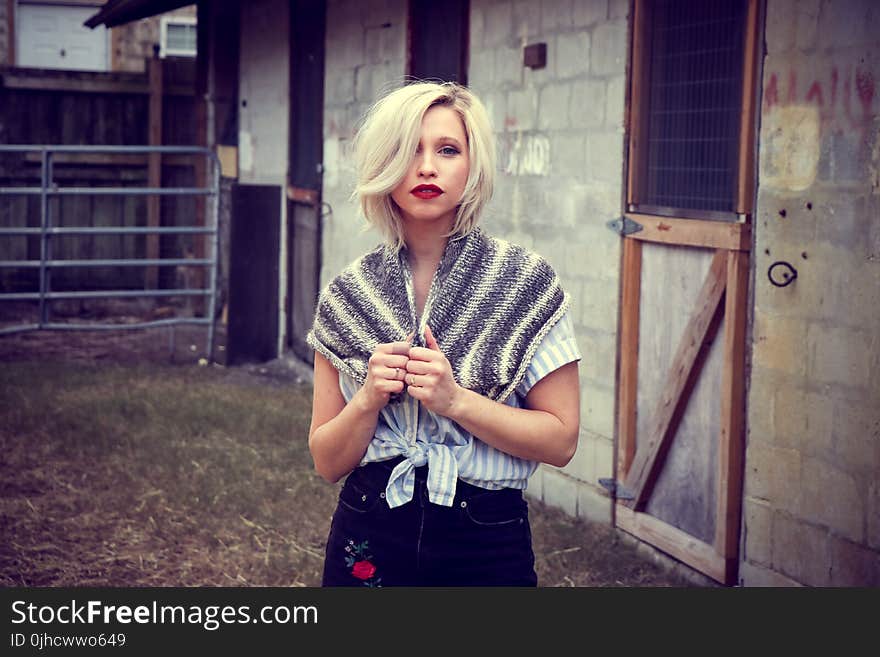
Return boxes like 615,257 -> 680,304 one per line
764,65 -> 876,133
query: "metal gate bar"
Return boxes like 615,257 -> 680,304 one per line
0,145 -> 221,361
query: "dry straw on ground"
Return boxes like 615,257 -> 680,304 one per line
0,323 -> 699,587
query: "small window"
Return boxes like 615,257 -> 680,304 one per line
160,16 -> 196,59
629,0 -> 753,220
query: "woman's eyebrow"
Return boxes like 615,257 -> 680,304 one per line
434,136 -> 464,147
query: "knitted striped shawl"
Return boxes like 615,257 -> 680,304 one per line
306,228 -> 570,403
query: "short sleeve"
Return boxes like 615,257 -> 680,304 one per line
515,311 -> 581,398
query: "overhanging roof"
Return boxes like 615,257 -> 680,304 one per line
84,0 -> 195,29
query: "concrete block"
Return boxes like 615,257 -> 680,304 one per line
364,20 -> 403,64
585,131 -> 624,185
525,465 -> 544,500
827,262 -> 880,332
751,312 -> 808,378
468,49 -> 495,92
738,561 -> 803,587
484,1 -> 514,48
831,397 -> 880,475
556,31 -> 591,79
562,429 -> 594,482
325,67 -> 356,105
494,46 -> 522,89
569,222 -> 620,279
507,87 -> 539,131
541,467 -> 578,516
743,497 -> 773,567
579,276 -> 619,334
593,435 -> 613,481
764,0 -> 797,54
744,440 -> 801,513
540,0 -> 573,33
572,328 -> 616,389
512,0 -> 541,40
569,78 -> 605,128
771,512 -> 830,586
539,83 -> 571,130
550,133 -> 585,177
795,0 -> 820,50
829,536 -> 880,586
577,482 -> 611,525
572,0 -> 607,27
481,91 -> 507,135
817,0 -> 880,49
580,380 -> 615,439
469,2 -> 485,51
604,75 -> 625,129
806,323 -> 872,389
869,481 -> 880,550
591,20 -> 627,76
745,376 -> 775,444
608,0 -> 629,20
771,385 -> 833,451
800,456 -> 863,542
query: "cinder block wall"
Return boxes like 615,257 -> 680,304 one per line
320,0 -> 408,281
319,0 -> 628,525
742,0 -> 880,586
468,0 -> 629,524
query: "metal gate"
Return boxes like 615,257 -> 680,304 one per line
0,144 -> 220,359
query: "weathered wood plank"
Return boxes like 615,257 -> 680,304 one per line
624,249 -> 728,510
626,213 -> 751,251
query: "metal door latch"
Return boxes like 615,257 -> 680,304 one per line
606,216 -> 643,236
598,478 -> 635,500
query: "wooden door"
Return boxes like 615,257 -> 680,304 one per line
612,0 -> 761,585
287,0 -> 325,362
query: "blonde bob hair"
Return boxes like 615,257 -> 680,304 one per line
352,81 -> 495,250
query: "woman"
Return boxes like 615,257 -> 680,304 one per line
307,81 -> 581,587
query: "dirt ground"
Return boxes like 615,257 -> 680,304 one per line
0,304 -> 706,587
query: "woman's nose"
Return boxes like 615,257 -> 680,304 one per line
417,152 -> 437,177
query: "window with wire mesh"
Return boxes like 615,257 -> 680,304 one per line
634,0 -> 747,215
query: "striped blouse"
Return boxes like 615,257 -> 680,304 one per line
337,311 -> 581,509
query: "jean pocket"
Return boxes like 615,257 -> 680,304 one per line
462,490 -> 527,527
338,477 -> 383,514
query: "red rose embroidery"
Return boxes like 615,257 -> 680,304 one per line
351,560 -> 376,580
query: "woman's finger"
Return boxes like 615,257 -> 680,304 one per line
404,359 -> 433,375
408,346 -> 441,362
376,353 -> 409,369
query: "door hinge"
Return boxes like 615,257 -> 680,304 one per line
606,216 -> 643,236
598,478 -> 635,500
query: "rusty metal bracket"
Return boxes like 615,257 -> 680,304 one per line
598,478 -> 635,500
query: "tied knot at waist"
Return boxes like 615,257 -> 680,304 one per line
384,443 -> 459,508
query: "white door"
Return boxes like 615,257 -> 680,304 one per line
17,4 -> 108,71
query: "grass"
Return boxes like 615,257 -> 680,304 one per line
0,358 -> 698,587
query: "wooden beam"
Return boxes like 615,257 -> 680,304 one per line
0,71 -> 194,96
6,0 -> 14,66
715,250 -> 749,561
626,0 -> 650,206
626,213 -> 751,251
622,250 -> 728,509
616,505 -> 732,584
22,153 -> 198,167
146,55 -> 163,290
617,236 -> 642,477
736,0 -> 760,215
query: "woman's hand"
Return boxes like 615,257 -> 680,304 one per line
354,339 -> 411,413
405,325 -> 463,416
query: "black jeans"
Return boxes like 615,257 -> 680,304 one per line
322,456 -> 538,587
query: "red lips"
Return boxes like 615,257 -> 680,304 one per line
410,184 -> 443,199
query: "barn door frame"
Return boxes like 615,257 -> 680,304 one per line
611,0 -> 762,585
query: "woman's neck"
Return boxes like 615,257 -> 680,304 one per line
402,217 -> 453,272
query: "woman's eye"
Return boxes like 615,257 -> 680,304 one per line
439,146 -> 459,156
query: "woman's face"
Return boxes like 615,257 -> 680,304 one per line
391,105 -> 470,233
